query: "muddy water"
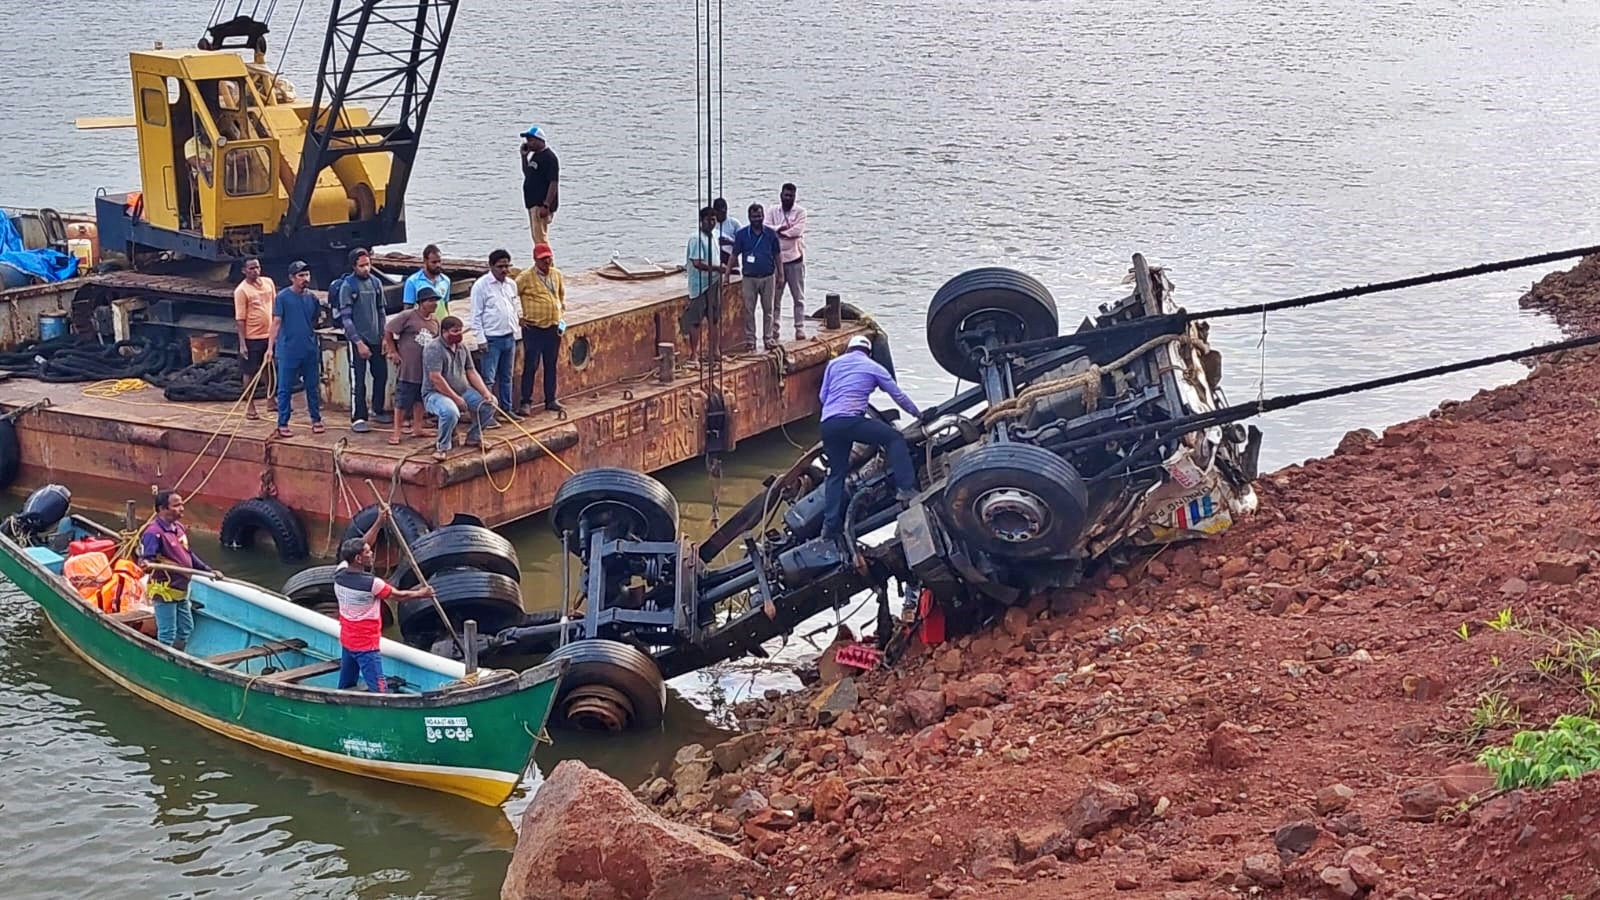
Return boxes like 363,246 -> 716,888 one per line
4,0 -> 1600,896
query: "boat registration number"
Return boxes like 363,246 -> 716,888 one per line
425,716 -> 475,743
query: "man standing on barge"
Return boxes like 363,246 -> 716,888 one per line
336,248 -> 392,433
681,206 -> 724,364
766,182 -> 808,341
138,491 -> 219,651
233,257 -> 274,421
269,260 -> 326,437
520,126 -> 559,250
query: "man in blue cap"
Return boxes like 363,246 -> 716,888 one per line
520,126 -> 560,249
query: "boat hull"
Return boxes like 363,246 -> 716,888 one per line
0,540 -> 563,806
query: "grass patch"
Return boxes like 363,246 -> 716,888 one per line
1479,715 -> 1600,790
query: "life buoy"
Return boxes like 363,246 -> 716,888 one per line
219,497 -> 309,562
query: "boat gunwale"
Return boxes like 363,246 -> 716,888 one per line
0,524 -> 565,710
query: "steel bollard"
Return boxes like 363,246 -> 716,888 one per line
657,342 -> 676,383
824,293 -> 842,331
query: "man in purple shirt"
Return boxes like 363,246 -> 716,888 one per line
819,335 -> 921,542
137,491 -> 219,650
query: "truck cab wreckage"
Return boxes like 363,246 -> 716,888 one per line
465,255 -> 1263,732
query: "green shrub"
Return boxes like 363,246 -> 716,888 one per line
1478,715 -> 1600,790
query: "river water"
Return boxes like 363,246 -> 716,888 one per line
3,0 -> 1599,896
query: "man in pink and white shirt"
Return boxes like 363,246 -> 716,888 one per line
765,182 -> 809,341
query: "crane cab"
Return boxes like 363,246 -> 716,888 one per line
97,38 -> 395,271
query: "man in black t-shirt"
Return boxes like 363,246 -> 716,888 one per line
520,125 -> 560,250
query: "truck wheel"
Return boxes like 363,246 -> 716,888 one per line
926,267 -> 1059,382
942,443 -> 1088,560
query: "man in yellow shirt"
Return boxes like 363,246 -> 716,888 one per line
514,243 -> 566,416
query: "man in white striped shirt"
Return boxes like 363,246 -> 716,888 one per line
765,182 -> 808,341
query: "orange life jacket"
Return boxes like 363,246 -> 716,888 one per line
97,559 -> 146,614
63,551 -> 112,601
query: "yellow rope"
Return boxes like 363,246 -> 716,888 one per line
80,378 -> 151,399
493,407 -> 577,475
479,432 -> 518,493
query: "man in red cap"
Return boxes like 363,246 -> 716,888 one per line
514,242 -> 567,415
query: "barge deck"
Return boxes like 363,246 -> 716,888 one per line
0,262 -> 873,545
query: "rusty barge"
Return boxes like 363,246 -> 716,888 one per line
0,252 -> 876,547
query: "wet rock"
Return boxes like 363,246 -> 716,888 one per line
1206,721 -> 1259,769
1242,852 -> 1283,887
902,689 -> 948,729
711,733 -> 765,775
1398,781 -> 1453,820
502,760 -> 766,900
1272,820 -> 1319,860
1319,865 -> 1360,898
813,775 -> 850,824
809,677 -> 860,727
1315,783 -> 1355,814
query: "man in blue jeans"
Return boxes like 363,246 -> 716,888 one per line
422,316 -> 496,461
269,260 -> 326,436
819,335 -> 922,543
137,491 -> 221,650
334,507 -> 434,692
467,248 -> 520,415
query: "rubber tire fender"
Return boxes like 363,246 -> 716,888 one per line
0,418 -> 19,491
220,497 -> 310,562
550,467 -> 679,556
388,524 -> 521,589
395,567 -> 526,648
544,638 -> 667,731
343,503 -> 432,545
282,564 -> 394,627
941,442 -> 1089,561
926,267 -> 1060,382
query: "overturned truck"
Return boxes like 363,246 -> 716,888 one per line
467,254 -> 1261,732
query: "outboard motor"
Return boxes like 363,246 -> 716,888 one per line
15,484 -> 71,535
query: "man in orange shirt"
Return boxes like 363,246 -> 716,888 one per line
234,257 -> 276,420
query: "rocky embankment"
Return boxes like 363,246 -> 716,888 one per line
503,255 -> 1600,900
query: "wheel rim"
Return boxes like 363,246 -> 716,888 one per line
975,488 -> 1051,544
561,683 -> 636,733
959,306 -> 1033,345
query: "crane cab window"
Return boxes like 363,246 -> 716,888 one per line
223,145 -> 272,197
139,87 -> 167,127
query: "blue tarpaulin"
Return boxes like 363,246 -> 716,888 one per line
0,213 -> 79,284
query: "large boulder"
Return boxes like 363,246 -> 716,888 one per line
502,760 -> 770,900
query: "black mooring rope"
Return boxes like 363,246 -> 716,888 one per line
1053,330 -> 1600,455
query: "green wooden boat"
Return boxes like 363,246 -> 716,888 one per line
0,512 -> 565,807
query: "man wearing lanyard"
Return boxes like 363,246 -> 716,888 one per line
730,203 -> 782,350
818,335 -> 921,544
765,182 -> 809,341
468,248 -> 520,416
514,242 -> 567,415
